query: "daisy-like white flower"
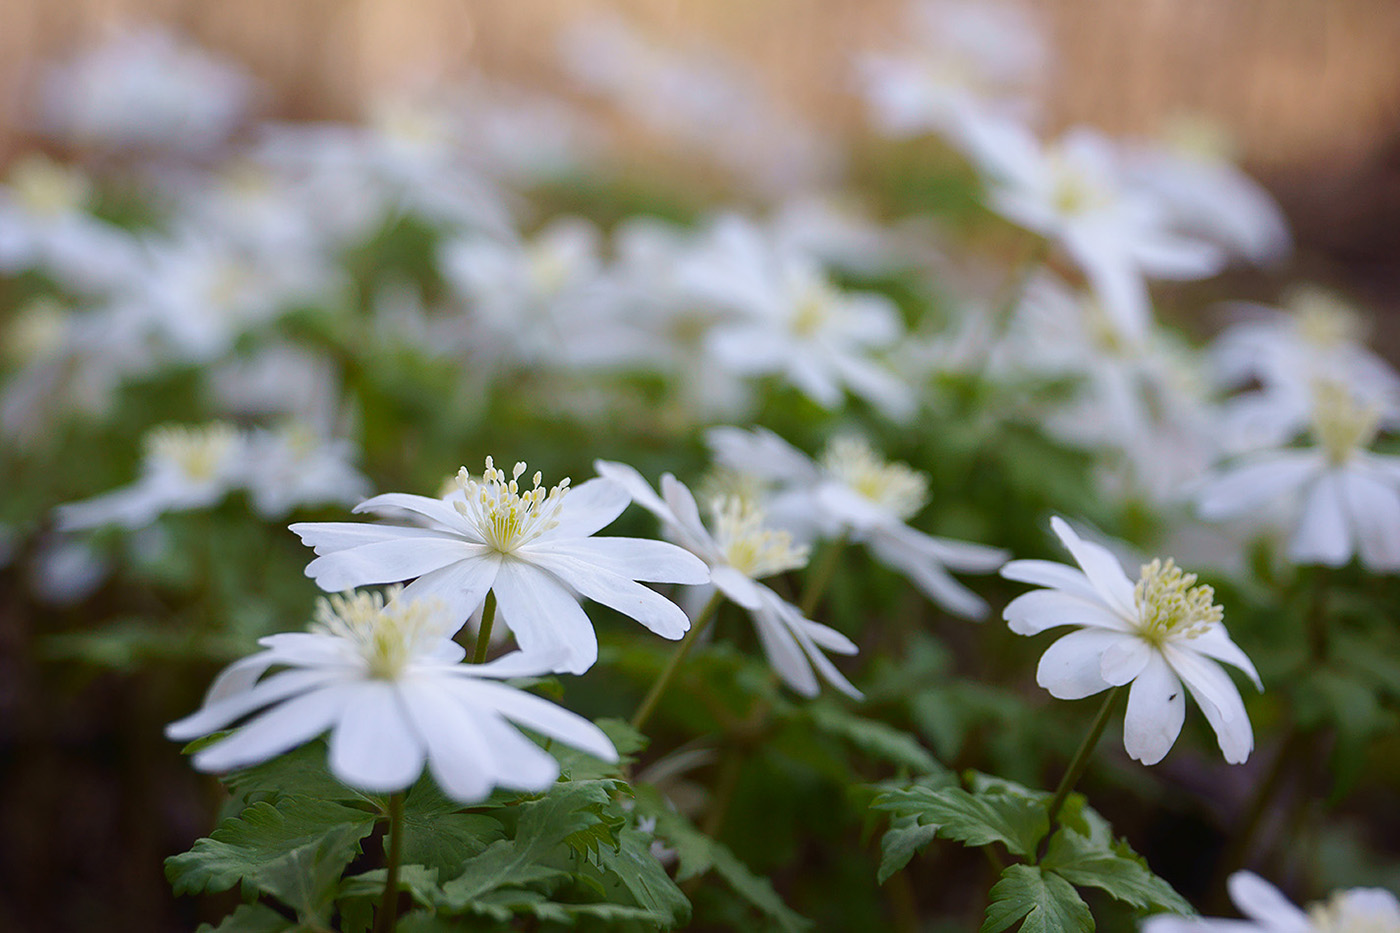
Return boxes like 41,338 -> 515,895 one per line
708,428 -> 1007,618
1002,517 -> 1261,765
1142,871 -> 1400,933
1195,381 -> 1400,571
595,460 -> 861,699
54,423 -> 246,531
289,458 -> 710,675
166,590 -> 617,802
241,422 -> 371,519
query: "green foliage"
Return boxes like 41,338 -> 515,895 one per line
982,864 -> 1093,933
805,700 -> 944,774
872,776 -> 1049,859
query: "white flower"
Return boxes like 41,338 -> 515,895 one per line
1002,517 -> 1260,765
1195,381 -> 1400,571
166,590 -> 618,802
290,458 -> 710,675
1143,871 -> 1400,933
241,423 -> 371,519
55,424 -> 246,531
595,460 -> 861,699
707,428 -> 1007,618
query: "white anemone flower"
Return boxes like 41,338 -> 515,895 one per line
1002,517 -> 1261,765
1195,381 -> 1400,572
166,590 -> 617,802
55,423 -> 246,531
241,423 -> 371,519
595,460 -> 861,699
706,428 -> 1007,618
1143,871 -> 1400,933
289,458 -> 710,675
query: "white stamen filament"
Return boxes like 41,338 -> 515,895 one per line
455,457 -> 570,554
710,496 -> 808,579
822,436 -> 929,521
313,587 -> 441,679
146,424 -> 239,483
1134,558 -> 1222,645
1310,381 -> 1381,465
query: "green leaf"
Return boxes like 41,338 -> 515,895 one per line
1041,812 -> 1193,916
398,776 -> 504,875
195,903 -> 295,933
807,702 -> 943,774
983,864 -> 1093,933
166,797 -> 377,924
221,741 -> 377,809
877,816 -> 943,884
341,865 -> 443,909
871,784 -> 1048,858
591,825 -> 692,927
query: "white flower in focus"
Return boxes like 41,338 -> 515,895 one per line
242,423 -> 372,519
290,459 -> 710,674
166,590 -> 617,801
968,124 -> 1225,342
1002,516 -> 1260,765
55,424 -> 246,531
707,428 -> 1007,618
1142,871 -> 1400,932
1195,381 -> 1400,571
595,460 -> 862,699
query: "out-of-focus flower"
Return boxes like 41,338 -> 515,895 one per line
1142,871 -> 1400,932
1002,517 -> 1260,765
1195,381 -> 1400,571
596,461 -> 861,699
28,534 -> 110,606
166,589 -> 617,802
242,423 -> 371,519
55,423 -> 246,531
290,459 -> 709,674
707,428 -> 1006,618
38,25 -> 254,152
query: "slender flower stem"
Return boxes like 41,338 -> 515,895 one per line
1038,686 -> 1122,861
375,792 -> 405,933
800,533 -> 849,619
631,592 -> 726,732
472,591 -> 498,665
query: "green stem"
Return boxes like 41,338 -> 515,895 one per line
800,534 -> 848,619
1038,686 -> 1122,861
375,792 -> 405,933
631,592 -> 725,732
472,590 -> 497,665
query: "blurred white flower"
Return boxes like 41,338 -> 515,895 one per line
968,124 -> 1225,341
707,428 -> 1006,618
242,423 -> 371,519
1142,871 -> 1400,932
55,423 -> 246,531
166,590 -> 617,801
38,25 -> 254,152
596,460 -> 861,699
1195,381 -> 1400,571
1002,516 -> 1260,765
290,458 -> 709,674
28,534 -> 110,606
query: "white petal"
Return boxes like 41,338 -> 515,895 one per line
1289,472 -> 1352,567
711,566 -> 764,610
1000,559 -> 1103,604
543,477 -> 630,539
750,592 -> 820,697
592,460 -> 670,519
395,553 -> 502,630
397,678 -> 496,803
1342,469 -> 1400,571
471,710 -> 562,791
1193,454 -> 1318,520
168,667 -> 348,740
539,537 -> 709,585
1227,872 -> 1311,929
1004,589 -> 1134,636
903,530 -> 1009,571
191,682 -> 353,771
1189,627 -> 1263,691
287,521 -> 449,556
1101,638 -> 1153,686
328,681 -> 425,792
790,618 -> 863,699
1064,232 -> 1150,343
459,649 -> 563,680
1122,653 -> 1185,765
868,534 -> 988,618
455,679 -> 617,762
1166,645 -> 1254,764
1048,517 -> 1138,619
303,537 -> 478,592
525,549 -> 692,640
491,560 -> 598,674
353,492 -> 472,534
1035,628 -> 1123,700
658,474 -> 725,557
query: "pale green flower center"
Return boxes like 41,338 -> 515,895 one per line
1291,287 -> 1363,350
207,260 -> 253,310
1310,381 -> 1380,466
1050,158 -> 1109,217
1307,891 -> 1400,933
11,155 -> 91,218
146,424 -> 239,483
372,100 -> 451,150
455,457 -> 570,554
1134,558 -> 1222,646
821,436 -> 928,521
698,466 -> 768,514
792,283 -> 835,337
709,496 -> 808,579
313,587 -> 440,680
527,243 -> 573,296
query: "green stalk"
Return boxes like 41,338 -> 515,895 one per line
472,590 -> 498,665
375,792 -> 405,933
631,591 -> 725,732
800,534 -> 848,619
1037,686 -> 1122,861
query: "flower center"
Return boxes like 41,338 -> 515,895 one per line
1310,380 -> 1380,466
1291,287 -> 1363,350
1307,890 -> 1400,933
455,457 -> 570,554
527,242 -> 574,296
146,423 -> 239,483
821,436 -> 929,521
313,587 -> 441,679
1134,558 -> 1222,645
710,496 -> 809,579
11,155 -> 92,219
792,283 -> 836,337
1049,158 -> 1109,217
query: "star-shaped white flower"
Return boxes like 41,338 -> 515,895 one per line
289,458 -> 710,675
1002,517 -> 1261,765
1143,871 -> 1400,933
166,590 -> 617,802
595,460 -> 861,699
